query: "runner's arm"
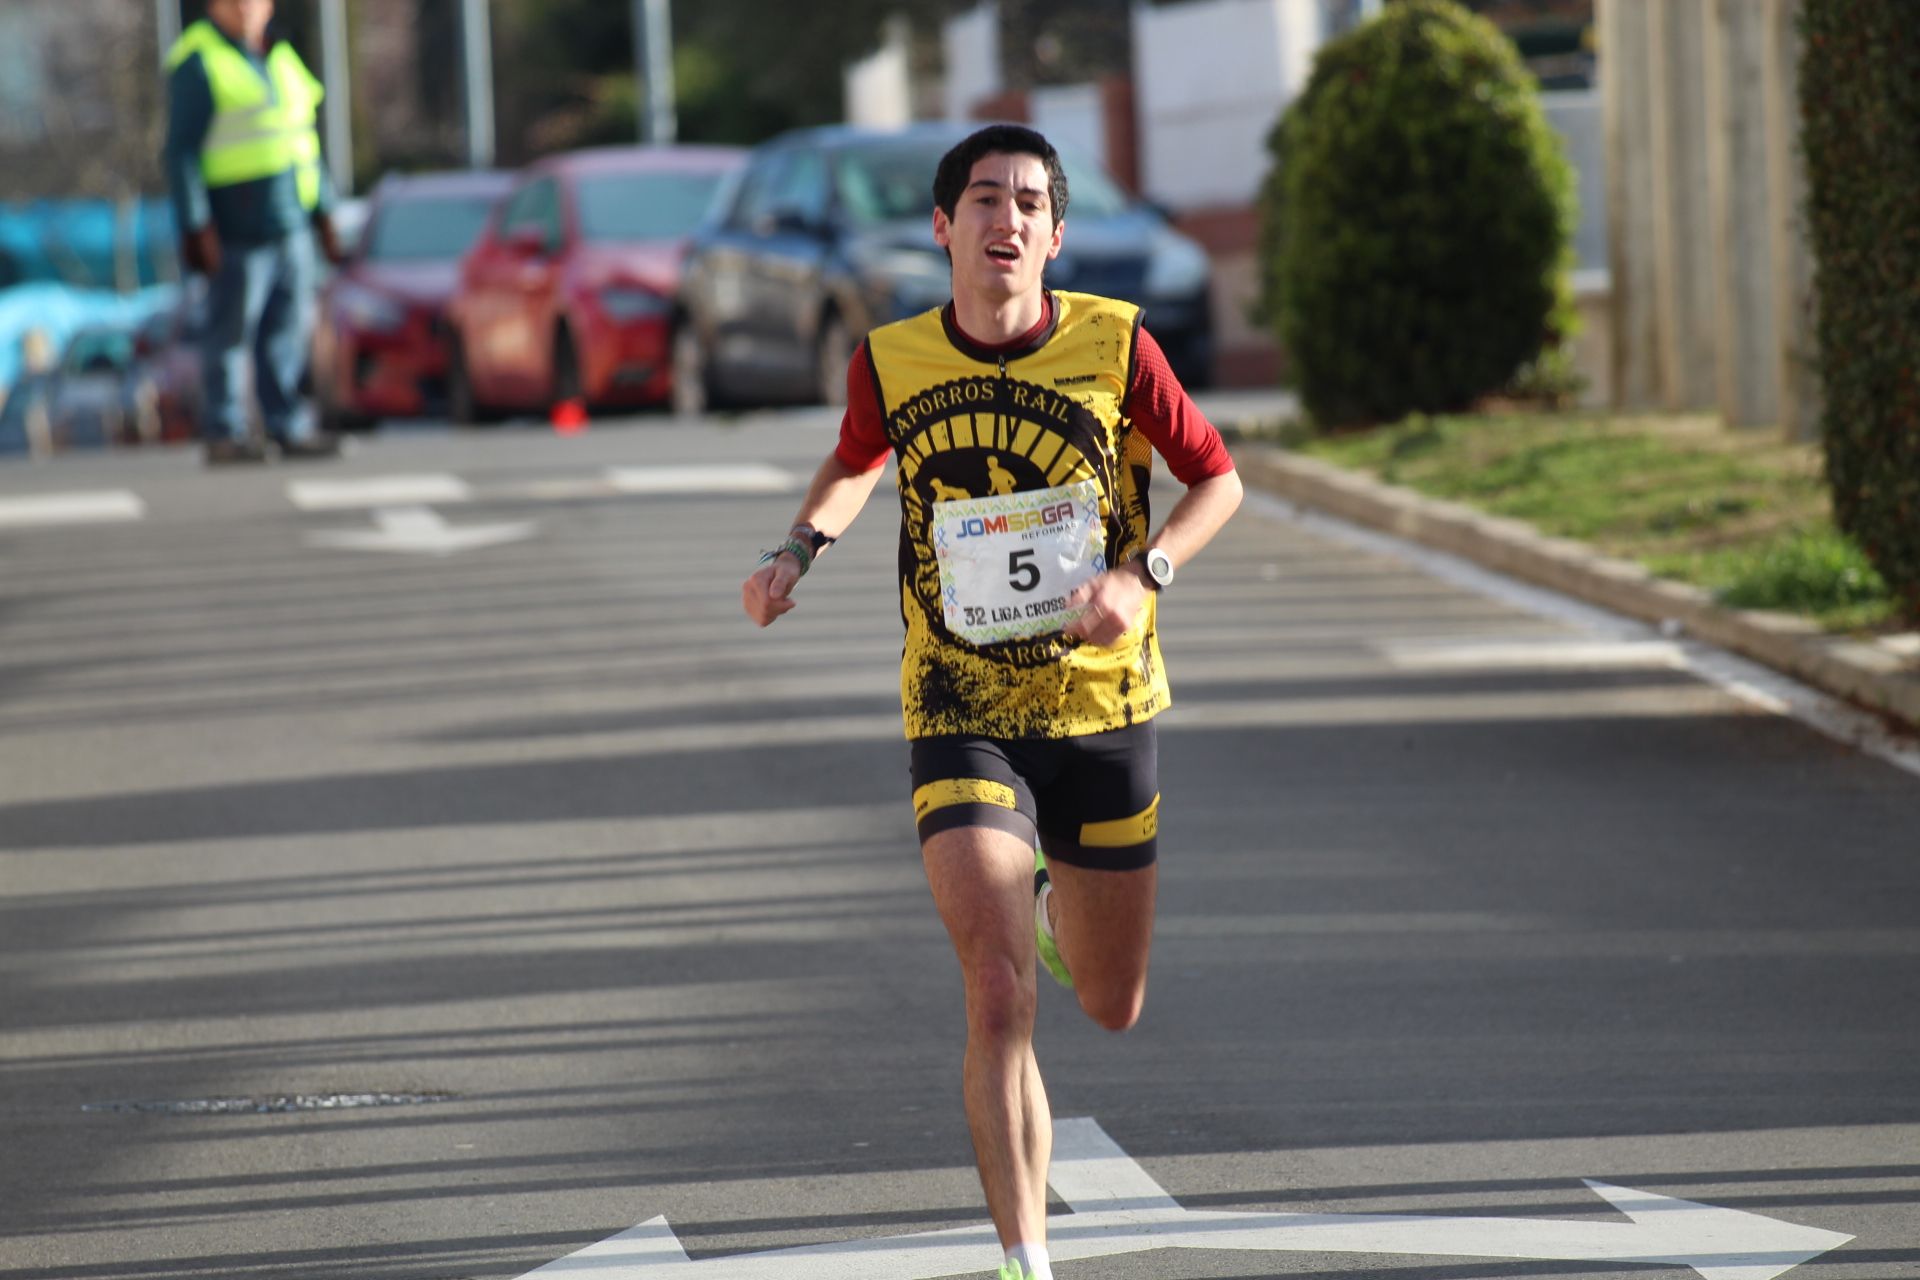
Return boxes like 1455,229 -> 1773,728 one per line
742,346 -> 891,627
1062,470 -> 1241,643
1064,327 -> 1243,644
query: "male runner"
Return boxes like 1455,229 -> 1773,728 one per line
741,124 -> 1242,1280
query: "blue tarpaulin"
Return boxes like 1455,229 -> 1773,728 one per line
0,199 -> 178,291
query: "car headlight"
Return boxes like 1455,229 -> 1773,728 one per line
1144,233 -> 1210,299
598,286 -> 672,322
334,283 -> 406,333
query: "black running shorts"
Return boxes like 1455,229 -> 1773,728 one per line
908,721 -> 1159,871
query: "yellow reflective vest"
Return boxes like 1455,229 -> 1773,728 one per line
166,21 -> 324,210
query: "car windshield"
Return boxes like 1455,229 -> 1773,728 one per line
833,139 -> 1132,226
364,195 -> 498,262
576,171 -> 728,242
63,331 -> 133,374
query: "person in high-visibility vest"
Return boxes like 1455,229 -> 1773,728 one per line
162,0 -> 343,464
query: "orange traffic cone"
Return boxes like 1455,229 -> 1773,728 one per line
550,398 -> 588,435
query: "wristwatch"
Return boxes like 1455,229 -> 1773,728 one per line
1138,547 -> 1175,591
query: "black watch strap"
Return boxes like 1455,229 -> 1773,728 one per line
793,523 -> 834,553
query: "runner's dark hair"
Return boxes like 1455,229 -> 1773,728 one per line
932,125 -> 1070,227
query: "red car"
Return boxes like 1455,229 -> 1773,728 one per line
445,145 -> 744,422
312,170 -> 513,431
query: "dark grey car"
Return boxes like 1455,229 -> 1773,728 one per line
671,123 -> 1213,412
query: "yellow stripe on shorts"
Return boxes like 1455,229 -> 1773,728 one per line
1079,795 -> 1160,848
913,777 -> 1020,821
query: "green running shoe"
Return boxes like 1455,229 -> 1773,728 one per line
997,1261 -> 1034,1280
1034,848 -> 1072,988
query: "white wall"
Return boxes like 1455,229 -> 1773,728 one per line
943,2 -> 1000,121
845,23 -> 913,129
1132,0 -> 1323,211
1029,84 -> 1105,171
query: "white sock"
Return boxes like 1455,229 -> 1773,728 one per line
1005,1243 -> 1054,1280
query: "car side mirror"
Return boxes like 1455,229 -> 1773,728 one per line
762,208 -> 820,237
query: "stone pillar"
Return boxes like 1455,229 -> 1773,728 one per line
1703,0 -> 1780,428
1646,0 -> 1716,412
1764,0 -> 1822,441
1599,0 -> 1662,411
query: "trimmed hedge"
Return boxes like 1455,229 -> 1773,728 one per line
1799,0 -> 1920,622
1257,0 -> 1574,427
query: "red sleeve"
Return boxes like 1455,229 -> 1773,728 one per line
1125,326 -> 1235,486
833,341 -> 892,473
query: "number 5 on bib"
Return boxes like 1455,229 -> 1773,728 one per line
932,479 -> 1106,645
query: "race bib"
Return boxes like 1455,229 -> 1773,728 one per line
933,480 -> 1106,644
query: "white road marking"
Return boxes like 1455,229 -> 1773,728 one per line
606,464 -> 799,495
1043,1116 -> 1182,1213
513,1117 -> 1851,1280
287,473 -> 470,511
304,505 -> 535,556
0,490 -> 145,528
1379,638 -> 1688,671
1248,491 -> 1920,779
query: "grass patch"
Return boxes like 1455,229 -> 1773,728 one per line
1290,411 -> 1902,633
1648,529 -> 1891,630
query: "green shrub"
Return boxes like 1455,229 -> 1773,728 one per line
1257,0 -> 1575,427
1711,529 -> 1889,615
1799,0 -> 1920,623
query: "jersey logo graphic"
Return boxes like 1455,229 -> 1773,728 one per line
891,374 -> 1119,672
985,455 -> 1019,495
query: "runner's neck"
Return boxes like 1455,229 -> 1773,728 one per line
948,291 -> 1053,353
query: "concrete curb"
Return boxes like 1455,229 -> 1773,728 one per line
1229,443 -> 1920,734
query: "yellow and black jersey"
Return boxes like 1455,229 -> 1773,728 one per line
859,291 -> 1170,740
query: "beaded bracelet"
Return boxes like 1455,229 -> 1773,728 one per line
757,535 -> 815,576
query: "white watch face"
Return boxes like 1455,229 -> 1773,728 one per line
1146,548 -> 1174,588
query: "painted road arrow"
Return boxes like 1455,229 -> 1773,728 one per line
305,505 -> 535,556
514,1118 -> 1852,1280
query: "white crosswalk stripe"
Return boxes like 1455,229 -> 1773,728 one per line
0,491 -> 146,528
286,473 -> 471,511
605,464 -> 799,494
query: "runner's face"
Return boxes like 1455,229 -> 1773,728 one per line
209,0 -> 274,49
934,152 -> 1063,307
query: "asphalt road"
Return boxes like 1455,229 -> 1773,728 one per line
1,411 -> 1916,1280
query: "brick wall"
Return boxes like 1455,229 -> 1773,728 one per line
1173,205 -> 1284,388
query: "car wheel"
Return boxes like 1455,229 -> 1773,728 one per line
816,312 -> 852,407
447,334 -> 489,427
321,402 -> 376,434
552,326 -> 586,413
317,378 -> 376,434
670,323 -> 710,417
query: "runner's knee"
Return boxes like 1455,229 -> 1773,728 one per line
961,954 -> 1035,1040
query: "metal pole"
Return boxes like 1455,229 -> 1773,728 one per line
462,0 -> 496,168
319,0 -> 353,196
633,0 -> 677,143
155,0 -> 180,62
631,0 -> 647,141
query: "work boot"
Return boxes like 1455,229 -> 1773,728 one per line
273,432 -> 342,461
205,438 -> 268,466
